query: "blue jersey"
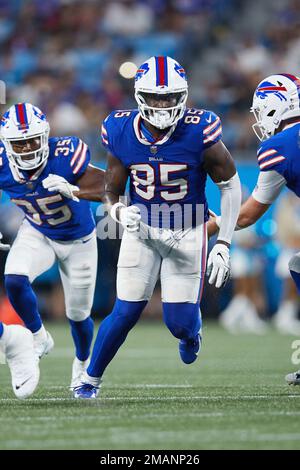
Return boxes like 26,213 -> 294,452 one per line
101,108 -> 223,228
0,136 -> 95,241
256,123 -> 300,197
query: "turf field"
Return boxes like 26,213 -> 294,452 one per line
0,321 -> 299,450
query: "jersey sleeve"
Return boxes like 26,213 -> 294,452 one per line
252,170 -> 286,204
256,142 -> 287,173
53,136 -> 91,182
101,113 -> 117,157
202,111 -> 223,149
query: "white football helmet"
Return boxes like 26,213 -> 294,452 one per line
251,74 -> 300,141
0,103 -> 50,170
134,56 -> 188,130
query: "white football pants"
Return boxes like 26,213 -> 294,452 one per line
117,222 -> 207,303
5,220 -> 97,321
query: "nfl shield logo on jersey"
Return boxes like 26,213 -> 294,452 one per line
150,145 -> 158,154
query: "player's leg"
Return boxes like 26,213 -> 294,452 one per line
4,221 -> 55,358
56,231 -> 97,388
161,223 -> 207,364
74,229 -> 161,398
0,322 -> 40,398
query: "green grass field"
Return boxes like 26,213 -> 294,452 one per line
0,321 -> 300,450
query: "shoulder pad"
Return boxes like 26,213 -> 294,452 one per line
101,110 -> 137,154
50,136 -> 89,176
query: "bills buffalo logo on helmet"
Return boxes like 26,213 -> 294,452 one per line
32,106 -> 46,121
174,63 -> 187,80
135,63 -> 150,81
0,113 -> 9,126
256,81 -> 287,101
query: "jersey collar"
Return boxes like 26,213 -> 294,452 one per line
282,120 -> 300,131
133,114 -> 177,146
9,160 -> 47,184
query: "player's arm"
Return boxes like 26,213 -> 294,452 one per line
104,153 -> 141,232
208,169 -> 286,236
203,140 -> 242,288
72,164 -> 105,202
203,140 -> 241,247
43,164 -> 105,202
103,153 -> 128,207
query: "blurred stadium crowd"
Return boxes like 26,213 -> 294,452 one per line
0,0 -> 300,330
1,0 -> 300,158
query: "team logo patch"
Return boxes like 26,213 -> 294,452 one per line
174,63 -> 187,80
150,145 -> 158,154
135,63 -> 150,81
256,81 -> 287,101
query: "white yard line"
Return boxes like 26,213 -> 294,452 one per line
0,394 -> 300,404
3,431 -> 300,449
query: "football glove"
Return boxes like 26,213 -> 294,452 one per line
111,203 -> 141,232
0,232 -> 10,251
207,243 -> 230,288
42,174 -> 80,202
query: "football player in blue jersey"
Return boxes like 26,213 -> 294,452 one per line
74,56 -> 242,399
208,73 -> 300,385
0,102 -> 104,390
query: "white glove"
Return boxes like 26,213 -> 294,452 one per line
42,174 -> 80,202
0,232 -> 10,251
111,202 -> 141,232
207,243 -> 230,288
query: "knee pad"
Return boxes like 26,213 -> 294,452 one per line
66,304 -> 91,322
163,302 -> 201,340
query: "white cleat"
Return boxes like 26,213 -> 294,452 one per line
285,370 -> 300,386
1,325 -> 40,399
70,357 -> 89,390
33,326 -> 54,360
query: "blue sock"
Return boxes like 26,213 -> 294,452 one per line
0,322 -> 3,338
290,270 -> 300,294
5,274 -> 42,333
69,317 -> 94,362
162,302 -> 202,340
87,299 -> 146,378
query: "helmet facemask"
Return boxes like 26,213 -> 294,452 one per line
250,104 -> 279,141
3,126 -> 50,171
135,90 -> 188,129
